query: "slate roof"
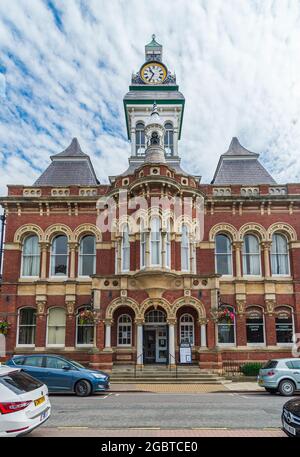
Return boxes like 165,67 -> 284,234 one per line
211,137 -> 276,185
124,90 -> 185,101
34,138 -> 99,186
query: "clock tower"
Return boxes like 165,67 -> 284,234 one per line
122,35 -> 185,177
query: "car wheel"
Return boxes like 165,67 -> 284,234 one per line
75,380 -> 92,397
278,379 -> 295,397
265,388 -> 277,394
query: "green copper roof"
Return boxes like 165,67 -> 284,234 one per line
145,34 -> 162,48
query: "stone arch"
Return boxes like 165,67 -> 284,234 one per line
105,297 -> 140,321
14,224 -> 44,244
171,297 -> 206,320
139,298 -> 172,320
74,224 -> 102,243
173,215 -> 195,236
267,222 -> 297,242
209,223 -> 238,242
238,223 -> 267,242
44,224 -> 74,243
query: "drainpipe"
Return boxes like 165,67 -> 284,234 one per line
0,213 -> 6,280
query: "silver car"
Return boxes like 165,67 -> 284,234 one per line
258,358 -> 300,396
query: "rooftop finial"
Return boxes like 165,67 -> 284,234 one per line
152,33 -> 156,40
152,101 -> 158,115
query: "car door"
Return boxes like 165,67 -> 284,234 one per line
21,355 -> 47,383
291,360 -> 300,387
44,356 -> 75,392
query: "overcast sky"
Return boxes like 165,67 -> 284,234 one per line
0,0 -> 300,196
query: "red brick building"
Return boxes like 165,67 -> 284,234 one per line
0,37 -> 299,371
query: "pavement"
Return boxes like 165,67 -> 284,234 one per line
32,427 -> 286,437
109,381 -> 263,393
28,390 -> 297,437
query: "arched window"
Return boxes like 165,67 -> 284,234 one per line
121,224 -> 130,272
275,307 -> 294,344
242,234 -> 261,275
215,234 -> 232,275
117,314 -> 132,346
47,308 -> 66,347
145,309 -> 167,323
136,122 -> 145,156
150,217 -> 161,266
22,235 -> 40,277
79,235 -> 96,276
217,305 -> 236,345
76,307 -> 94,346
164,122 -> 174,155
140,220 -> 146,269
246,307 -> 265,345
180,314 -> 194,345
17,308 -> 36,346
271,233 -> 290,275
181,224 -> 190,272
50,235 -> 68,276
166,220 -> 171,269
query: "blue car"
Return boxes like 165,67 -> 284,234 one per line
6,354 -> 110,397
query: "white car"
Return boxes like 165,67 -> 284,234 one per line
0,364 -> 51,437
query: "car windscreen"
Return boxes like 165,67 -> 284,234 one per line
262,360 -> 278,369
0,370 -> 43,395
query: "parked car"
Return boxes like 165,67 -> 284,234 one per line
0,364 -> 51,437
6,354 -> 110,397
282,399 -> 300,437
258,358 -> 300,396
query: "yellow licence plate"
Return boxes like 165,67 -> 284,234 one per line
34,396 -> 45,407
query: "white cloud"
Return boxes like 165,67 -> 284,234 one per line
0,0 -> 300,197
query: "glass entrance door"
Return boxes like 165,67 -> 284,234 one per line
144,329 -> 156,363
156,327 -> 168,363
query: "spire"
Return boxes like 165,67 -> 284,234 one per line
52,137 -> 88,158
224,137 -> 258,157
145,34 -> 162,62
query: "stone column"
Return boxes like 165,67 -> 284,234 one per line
136,320 -> 144,365
145,229 -> 151,268
262,242 -> 271,278
199,318 -> 207,348
69,242 -> 77,279
161,231 -> 167,268
233,242 -> 242,278
104,320 -> 112,351
168,320 -> 176,366
131,126 -> 136,156
40,242 -> 49,279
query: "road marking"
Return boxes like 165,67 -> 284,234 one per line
57,427 -> 88,430
192,427 -> 228,430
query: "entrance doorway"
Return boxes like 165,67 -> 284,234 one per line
143,309 -> 168,364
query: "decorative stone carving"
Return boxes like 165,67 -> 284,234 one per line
241,187 -> 259,197
209,223 -> 238,242
79,188 -> 98,197
265,299 -> 276,315
14,224 -> 44,243
23,188 -> 41,197
36,300 -> 46,316
269,186 -> 287,195
198,318 -> 208,326
66,301 -> 75,317
267,223 -> 297,242
236,300 -> 246,315
238,223 -> 267,242
51,188 -> 70,197
213,187 -> 231,196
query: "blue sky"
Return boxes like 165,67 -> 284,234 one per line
1,0 -> 300,196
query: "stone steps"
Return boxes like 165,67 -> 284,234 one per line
110,365 -> 226,384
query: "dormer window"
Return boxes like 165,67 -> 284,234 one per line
164,122 -> 174,155
136,122 -> 145,156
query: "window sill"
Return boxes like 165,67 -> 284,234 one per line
217,343 -> 236,347
276,343 -> 293,347
247,343 -> 266,347
16,344 -> 35,348
76,344 -> 93,348
46,345 -> 65,348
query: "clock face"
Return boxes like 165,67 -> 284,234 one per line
140,62 -> 167,84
